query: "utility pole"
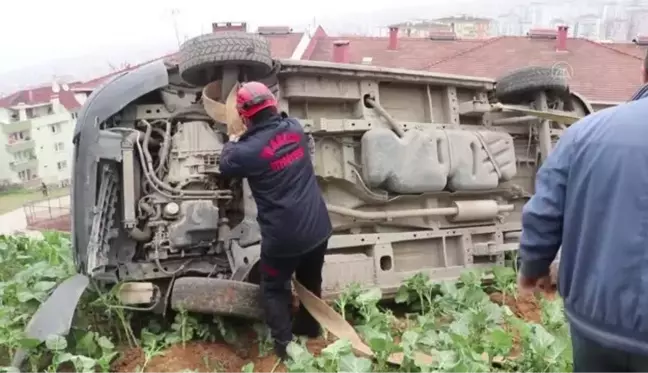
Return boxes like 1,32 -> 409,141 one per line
171,8 -> 182,48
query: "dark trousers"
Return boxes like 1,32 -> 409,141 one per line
571,325 -> 648,372
259,240 -> 327,344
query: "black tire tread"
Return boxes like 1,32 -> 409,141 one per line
179,32 -> 273,86
495,66 -> 569,104
170,277 -> 263,320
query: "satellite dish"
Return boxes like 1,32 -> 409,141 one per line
52,81 -> 60,93
62,83 -> 69,91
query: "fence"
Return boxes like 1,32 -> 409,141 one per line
23,195 -> 71,232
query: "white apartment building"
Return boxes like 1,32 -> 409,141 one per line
0,82 -> 92,187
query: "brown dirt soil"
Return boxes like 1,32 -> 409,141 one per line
112,289 -> 562,372
490,289 -> 557,360
490,290 -> 556,323
113,342 -> 244,372
111,333 -> 336,373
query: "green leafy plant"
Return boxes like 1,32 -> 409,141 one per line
285,339 -> 373,373
136,328 -> 168,372
394,272 -> 439,314
1,232 -> 574,373
492,266 -> 518,302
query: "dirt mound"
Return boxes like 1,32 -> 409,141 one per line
112,336 -> 334,373
113,342 -> 247,372
490,290 -> 556,323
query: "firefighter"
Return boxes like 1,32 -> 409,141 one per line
219,81 -> 333,360
518,83 -> 648,370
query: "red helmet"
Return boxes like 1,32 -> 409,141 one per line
236,81 -> 278,121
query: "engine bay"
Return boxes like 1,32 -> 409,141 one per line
112,102 -> 241,279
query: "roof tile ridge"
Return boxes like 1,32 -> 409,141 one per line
422,36 -> 506,70
582,38 -> 642,60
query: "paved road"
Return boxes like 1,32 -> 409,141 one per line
0,207 -> 29,235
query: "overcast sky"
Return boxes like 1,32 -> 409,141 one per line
0,0 -> 529,94
0,0 -> 452,74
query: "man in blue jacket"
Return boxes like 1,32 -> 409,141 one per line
518,91 -> 648,370
219,82 -> 332,360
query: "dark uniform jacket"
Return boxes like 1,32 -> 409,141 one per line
219,113 -> 332,257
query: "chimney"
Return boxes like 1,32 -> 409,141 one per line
527,28 -> 557,39
429,31 -> 457,40
557,25 -> 569,51
333,40 -> 350,63
388,27 -> 399,50
633,34 -> 648,45
212,22 -> 247,33
257,26 -> 292,35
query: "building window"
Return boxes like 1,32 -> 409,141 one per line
18,169 -> 33,181
47,105 -> 54,114
50,123 -> 61,134
54,142 -> 65,152
71,112 -> 78,119
57,161 -> 67,170
8,131 -> 31,143
14,150 -> 35,162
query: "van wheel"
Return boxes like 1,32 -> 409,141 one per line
496,66 -> 569,105
178,31 -> 273,87
170,277 -> 263,320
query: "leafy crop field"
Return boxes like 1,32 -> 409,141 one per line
0,232 -> 572,372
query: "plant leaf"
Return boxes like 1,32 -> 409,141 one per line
45,334 -> 67,351
338,354 -> 373,373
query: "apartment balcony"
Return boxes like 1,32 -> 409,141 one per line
3,112 -> 71,134
9,158 -> 38,172
2,118 -> 32,134
6,139 -> 35,153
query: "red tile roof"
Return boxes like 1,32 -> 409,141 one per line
0,84 -> 82,111
13,27 -> 641,107
57,90 -> 82,111
301,26 -> 646,102
307,36 -> 485,69
264,32 -> 304,58
424,37 -> 643,102
0,86 -> 54,108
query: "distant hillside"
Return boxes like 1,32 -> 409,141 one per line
0,41 -> 176,96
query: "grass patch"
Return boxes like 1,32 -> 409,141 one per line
0,188 -> 69,214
